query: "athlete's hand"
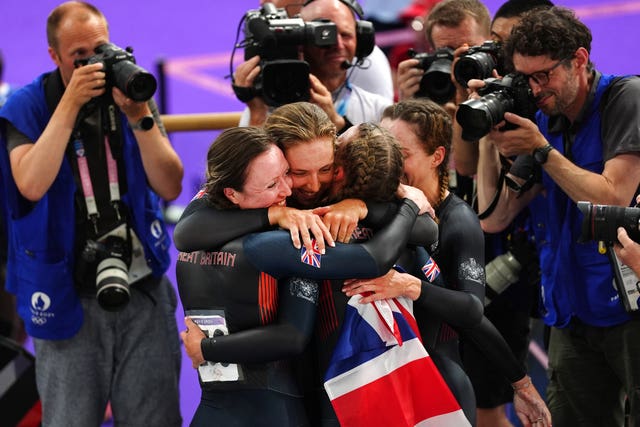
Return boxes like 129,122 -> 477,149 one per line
342,269 -> 422,303
397,183 -> 435,218
313,199 -> 367,243
512,376 -> 552,427
180,317 -> 206,368
267,206 -> 335,253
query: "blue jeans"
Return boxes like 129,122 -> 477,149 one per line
34,275 -> 182,427
547,317 -> 640,427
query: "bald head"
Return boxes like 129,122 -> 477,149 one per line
47,1 -> 107,50
300,0 -> 356,21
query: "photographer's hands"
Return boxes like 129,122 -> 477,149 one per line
308,74 -> 346,131
234,56 -> 269,126
396,58 -> 422,100
65,62 -> 107,109
614,227 -> 640,277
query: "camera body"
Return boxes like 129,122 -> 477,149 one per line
243,2 -> 337,107
409,48 -> 455,105
578,201 -> 640,244
81,235 -> 132,311
453,40 -> 505,88
456,73 -> 537,141
76,43 -> 157,102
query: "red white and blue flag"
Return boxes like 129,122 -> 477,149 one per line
323,295 -> 470,427
300,239 -> 322,268
421,256 -> 441,283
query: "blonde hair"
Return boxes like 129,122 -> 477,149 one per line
264,102 -> 337,152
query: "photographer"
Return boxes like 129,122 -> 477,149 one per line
252,0 -> 394,102
0,2 -> 183,425
234,0 -> 390,130
395,0 -> 490,203
474,6 -> 640,425
395,0 -> 490,109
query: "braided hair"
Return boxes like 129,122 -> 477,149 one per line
332,122 -> 403,203
382,99 -> 452,208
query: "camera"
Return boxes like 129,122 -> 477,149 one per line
81,235 -> 132,311
453,40 -> 505,88
578,201 -> 640,313
242,2 -> 337,107
409,48 -> 455,105
456,73 -> 537,141
485,252 -> 521,305
75,43 -> 157,102
577,201 -> 640,244
484,229 -> 539,306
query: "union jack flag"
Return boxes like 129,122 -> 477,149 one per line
324,295 -> 470,427
300,239 -> 322,268
421,257 -> 441,283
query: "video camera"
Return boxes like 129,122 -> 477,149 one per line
241,2 -> 337,107
578,201 -> 640,245
409,48 -> 455,105
75,43 -> 157,102
453,40 -> 505,88
456,73 -> 537,141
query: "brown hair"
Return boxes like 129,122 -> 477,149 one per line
333,123 -> 403,203
424,0 -> 490,47
204,127 -> 277,209
47,1 -> 107,50
382,99 -> 452,207
264,102 -> 337,153
506,6 -> 593,70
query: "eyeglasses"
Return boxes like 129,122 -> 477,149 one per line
520,56 -> 573,86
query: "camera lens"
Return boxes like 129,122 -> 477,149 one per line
418,69 -> 455,105
456,91 -> 513,140
112,60 -> 157,102
96,257 -> 130,311
261,60 -> 310,107
578,201 -> 640,244
454,53 -> 496,87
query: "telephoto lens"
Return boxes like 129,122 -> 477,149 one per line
484,252 -> 521,305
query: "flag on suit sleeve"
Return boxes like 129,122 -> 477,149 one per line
421,256 -> 441,283
300,239 -> 322,268
323,295 -> 470,427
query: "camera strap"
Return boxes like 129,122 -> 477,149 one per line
71,101 -> 125,235
476,164 -> 506,220
72,133 -> 122,234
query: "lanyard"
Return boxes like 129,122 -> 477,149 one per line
73,134 -> 121,233
334,80 -> 353,117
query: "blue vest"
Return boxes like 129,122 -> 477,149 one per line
531,73 -> 629,328
0,72 -> 171,339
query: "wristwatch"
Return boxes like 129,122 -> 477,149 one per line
533,143 -> 554,165
130,115 -> 155,131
